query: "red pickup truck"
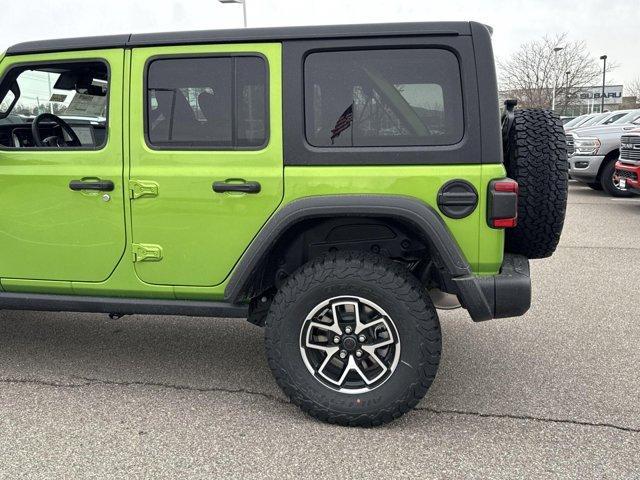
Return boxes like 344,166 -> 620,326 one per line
616,129 -> 640,195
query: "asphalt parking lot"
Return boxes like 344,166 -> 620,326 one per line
0,181 -> 639,479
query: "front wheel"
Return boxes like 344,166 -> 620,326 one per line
600,158 -> 633,197
265,251 -> 441,426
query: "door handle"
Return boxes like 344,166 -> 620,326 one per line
212,181 -> 261,194
69,179 -> 115,192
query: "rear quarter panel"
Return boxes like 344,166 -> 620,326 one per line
282,163 -> 505,275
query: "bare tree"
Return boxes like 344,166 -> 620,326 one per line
498,33 -> 615,114
626,77 -> 640,99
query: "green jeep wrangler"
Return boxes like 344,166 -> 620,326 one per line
0,22 -> 567,426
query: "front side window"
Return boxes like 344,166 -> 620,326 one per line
304,48 -> 464,148
146,56 -> 267,149
0,61 -> 108,148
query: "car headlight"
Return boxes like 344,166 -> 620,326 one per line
574,137 -> 601,156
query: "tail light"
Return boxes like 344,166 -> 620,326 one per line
488,179 -> 518,228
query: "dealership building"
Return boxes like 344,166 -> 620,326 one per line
499,84 -> 639,116
564,85 -> 625,116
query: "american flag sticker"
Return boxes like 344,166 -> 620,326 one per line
330,104 -> 354,144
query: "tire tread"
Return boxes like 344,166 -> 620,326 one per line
264,251 -> 441,427
506,108 -> 568,259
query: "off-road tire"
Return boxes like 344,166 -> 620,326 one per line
505,109 -> 568,259
600,157 -> 633,197
264,251 -> 441,427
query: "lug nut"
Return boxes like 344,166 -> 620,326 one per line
344,326 -> 353,334
339,350 -> 347,359
355,350 -> 363,358
358,334 -> 366,343
333,336 -> 341,344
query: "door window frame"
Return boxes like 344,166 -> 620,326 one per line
283,36 -> 482,166
142,52 -> 270,152
0,57 -> 111,152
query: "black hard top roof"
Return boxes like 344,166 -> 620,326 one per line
6,22 -> 478,56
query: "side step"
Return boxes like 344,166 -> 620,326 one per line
0,292 -> 248,318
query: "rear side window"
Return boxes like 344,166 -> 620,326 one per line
146,56 -> 267,149
304,48 -> 464,148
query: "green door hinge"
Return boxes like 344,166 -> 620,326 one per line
132,243 -> 163,262
129,180 -> 159,199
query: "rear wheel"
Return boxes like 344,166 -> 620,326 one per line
600,157 -> 633,197
265,251 -> 441,426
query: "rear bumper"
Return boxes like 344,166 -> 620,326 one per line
614,161 -> 640,194
453,253 -> 531,321
569,155 -> 605,182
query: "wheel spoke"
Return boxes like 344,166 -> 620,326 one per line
332,300 -> 361,327
316,346 -> 341,383
364,335 -> 394,351
358,316 -> 388,333
307,320 -> 342,337
300,296 -> 400,393
337,355 -> 373,386
360,346 -> 389,379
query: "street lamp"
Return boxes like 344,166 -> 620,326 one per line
219,0 -> 247,28
599,55 -> 607,112
551,46 -> 564,112
563,70 -> 571,114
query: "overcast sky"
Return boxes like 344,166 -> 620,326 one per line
3,0 -> 639,86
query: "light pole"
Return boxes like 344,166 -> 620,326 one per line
563,70 -> 571,115
219,0 -> 247,28
599,55 -> 607,112
551,46 -> 564,112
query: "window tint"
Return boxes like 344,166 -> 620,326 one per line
146,56 -> 267,148
304,49 -> 464,148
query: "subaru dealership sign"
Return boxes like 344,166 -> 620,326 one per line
576,85 -> 624,105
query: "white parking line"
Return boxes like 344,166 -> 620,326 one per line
610,197 -> 640,203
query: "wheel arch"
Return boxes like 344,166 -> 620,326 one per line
596,148 -> 620,180
224,195 -> 474,304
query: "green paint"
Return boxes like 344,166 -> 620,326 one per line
128,43 -> 284,287
0,43 -> 504,301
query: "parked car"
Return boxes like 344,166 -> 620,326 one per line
566,110 -> 635,133
615,128 -> 640,195
561,116 -> 576,125
0,22 -> 568,426
564,113 -> 597,131
567,111 -> 640,196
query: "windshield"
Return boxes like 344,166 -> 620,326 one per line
571,115 -> 597,128
563,115 -> 587,128
579,113 -> 608,127
602,112 -> 628,125
612,111 -> 640,125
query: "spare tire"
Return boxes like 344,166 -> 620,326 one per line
503,109 -> 568,259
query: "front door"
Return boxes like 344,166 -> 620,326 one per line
129,43 -> 283,286
0,49 -> 126,282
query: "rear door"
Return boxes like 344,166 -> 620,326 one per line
129,43 -> 282,286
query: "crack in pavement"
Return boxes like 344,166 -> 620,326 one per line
416,406 -> 640,434
557,244 -> 640,251
0,375 -> 289,405
2,376 -> 638,434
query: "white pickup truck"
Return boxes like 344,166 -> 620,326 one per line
567,110 -> 640,196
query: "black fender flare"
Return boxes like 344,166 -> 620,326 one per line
224,195 -> 497,320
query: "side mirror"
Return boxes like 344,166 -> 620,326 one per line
0,82 -> 20,119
